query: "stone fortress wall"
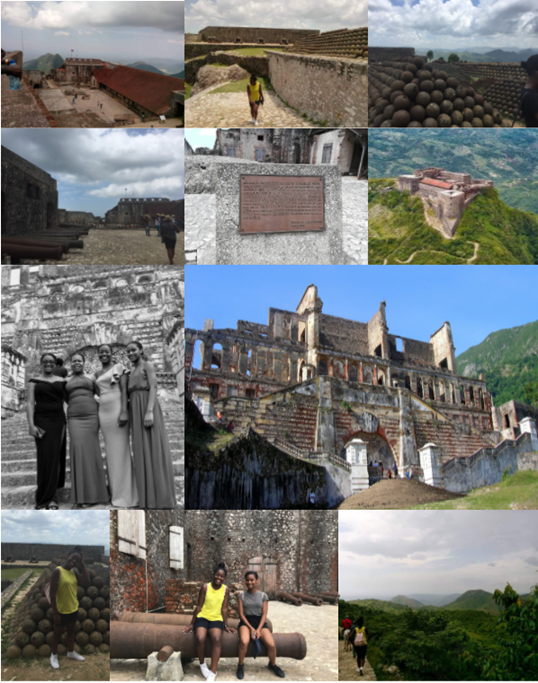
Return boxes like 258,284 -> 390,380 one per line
198,26 -> 319,44
1,543 -> 105,562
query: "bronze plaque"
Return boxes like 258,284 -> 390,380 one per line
239,175 -> 324,234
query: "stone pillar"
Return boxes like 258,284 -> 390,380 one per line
315,376 -> 336,454
398,387 -> 418,471
346,438 -> 369,492
359,362 -> 363,383
418,443 -> 444,487
519,417 -> 538,451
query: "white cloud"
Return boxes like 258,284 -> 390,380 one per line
54,30 -> 70,36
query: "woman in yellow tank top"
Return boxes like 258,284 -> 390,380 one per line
49,546 -> 91,670
247,74 -> 264,126
183,562 -> 236,681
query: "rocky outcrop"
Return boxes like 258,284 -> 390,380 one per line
190,64 -> 249,96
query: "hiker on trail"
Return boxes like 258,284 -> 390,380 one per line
520,54 -> 538,127
247,74 -> 264,126
351,616 -> 370,676
341,616 -> 352,652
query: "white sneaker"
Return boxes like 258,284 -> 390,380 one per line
67,651 -> 85,661
206,672 -> 217,682
200,662 -> 210,678
50,654 -> 59,669
254,120 -> 259,126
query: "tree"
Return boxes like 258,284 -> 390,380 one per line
438,56 -> 446,62
426,50 -> 434,62
448,53 -> 460,63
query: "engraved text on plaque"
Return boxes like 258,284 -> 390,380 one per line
239,175 -> 324,234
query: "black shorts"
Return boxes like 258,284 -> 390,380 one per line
194,617 -> 224,631
251,99 -> 261,105
354,644 -> 367,659
162,236 -> 176,249
59,611 -> 78,625
239,615 -> 270,631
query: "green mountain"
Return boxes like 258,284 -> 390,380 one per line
369,129 -> 538,215
127,61 -> 165,75
349,598 -> 410,613
22,53 -> 64,74
443,589 -> 500,612
391,595 -> 425,608
368,180 -> 538,265
429,48 -> 538,63
456,320 -> 538,406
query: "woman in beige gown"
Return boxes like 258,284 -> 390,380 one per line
94,344 -> 139,508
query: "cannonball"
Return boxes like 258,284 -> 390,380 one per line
82,618 -> 95,634
34,592 -> 43,602
46,631 -> 54,645
38,597 -> 50,611
440,100 -> 453,114
77,586 -> 86,599
30,631 -> 45,647
464,96 -> 475,109
403,82 -> 419,99
456,85 -> 467,99
447,77 -> 458,89
444,87 -> 456,101
390,90 -> 404,103
462,120 -> 473,127
78,608 -> 88,621
88,607 -> 100,622
405,63 -> 417,74
483,114 -> 494,127
80,596 -> 93,610
410,105 -> 426,121
438,113 -> 452,127
6,645 -> 22,659
89,631 -> 103,646
401,71 -> 414,83
96,619 -> 108,634
30,608 -> 44,623
76,631 -> 90,646
493,111 -> 502,124
473,105 -> 485,118
99,644 -> 110,654
380,119 -> 392,127
412,57 -> 424,68
423,117 -> 439,127
392,109 -> 411,127
394,95 -> 411,111
15,632 -> 30,648
86,643 -> 96,654
453,98 -> 465,111
437,70 -> 448,80
431,90 -> 444,104
420,80 -> 434,93
57,644 -> 67,656
474,93 -> 484,105
22,644 -> 37,658
103,630 -> 110,645
92,576 -> 105,589
466,86 -> 475,97
417,70 -> 430,81
38,644 -> 51,657
462,108 -> 474,122
472,117 -> 484,127
425,102 -> 440,118
93,597 -> 106,610
88,569 -> 96,580
21,618 -> 36,634
484,102 -> 493,115
38,619 -> 52,634
46,608 -> 54,621
416,91 -> 431,107
384,104 -> 395,119
451,110 -> 464,126
434,79 -> 446,91
86,586 -> 99,600
101,608 -> 110,622
373,114 -> 385,127
381,86 -> 392,99
391,80 -> 406,92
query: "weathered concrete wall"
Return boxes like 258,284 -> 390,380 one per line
186,43 -> 275,60
443,432 -> 538,493
1,543 -> 104,561
1,145 -> 58,237
267,51 -> 367,126
215,162 -> 344,264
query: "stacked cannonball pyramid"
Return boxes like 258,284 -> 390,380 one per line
484,79 -> 525,122
368,56 -> 503,128
458,62 -> 526,81
5,561 -> 110,659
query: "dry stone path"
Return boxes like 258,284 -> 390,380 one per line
339,640 -> 377,681
186,87 -> 313,127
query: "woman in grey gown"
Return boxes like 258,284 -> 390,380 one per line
94,344 -> 139,508
66,353 -> 109,508
126,341 -> 176,509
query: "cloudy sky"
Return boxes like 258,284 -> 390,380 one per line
1,1 -> 184,69
369,0 -> 538,51
186,0 -> 367,34
340,511 -> 538,601
2,129 -> 184,216
1,510 -> 110,554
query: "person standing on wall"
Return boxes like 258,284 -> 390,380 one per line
247,74 -> 264,126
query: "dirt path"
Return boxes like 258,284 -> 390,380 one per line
111,602 -> 338,681
467,241 -> 480,263
185,89 -> 313,128
1,651 -> 110,681
339,641 -> 376,681
338,478 -> 463,510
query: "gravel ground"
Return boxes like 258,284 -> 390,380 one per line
1,75 -> 50,128
338,478 -> 464,510
110,602 -> 338,681
339,640 -> 377,681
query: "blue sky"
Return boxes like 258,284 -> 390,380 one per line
185,265 -> 538,358
1,511 -> 110,555
1,1 -> 184,69
340,511 -> 538,600
2,129 -> 184,216
185,129 -> 217,150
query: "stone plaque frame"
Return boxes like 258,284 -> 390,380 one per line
239,174 -> 325,234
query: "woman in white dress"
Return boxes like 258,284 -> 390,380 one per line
93,344 -> 139,508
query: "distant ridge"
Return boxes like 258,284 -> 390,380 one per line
23,53 -> 64,74
391,595 -> 425,608
127,61 -> 165,75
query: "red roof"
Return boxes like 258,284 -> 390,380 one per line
420,178 -> 453,190
92,66 -> 184,115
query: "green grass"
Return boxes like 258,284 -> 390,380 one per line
229,47 -> 284,56
185,82 -> 192,99
411,470 -> 538,510
1,567 -> 45,580
210,75 -> 273,94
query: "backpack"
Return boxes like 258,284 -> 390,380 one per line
354,628 -> 366,646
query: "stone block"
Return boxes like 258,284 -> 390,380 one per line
215,162 -> 344,264
146,650 -> 184,681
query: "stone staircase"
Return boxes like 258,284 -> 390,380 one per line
1,391 -> 184,509
290,28 -> 368,60
413,418 -> 494,464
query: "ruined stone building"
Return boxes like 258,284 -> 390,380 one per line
58,209 -> 99,226
398,167 -> 493,237
110,510 -> 336,618
190,27 -> 319,45
210,128 -> 367,177
186,284 -> 538,498
1,146 -> 58,237
52,58 -> 112,84
1,265 -> 184,508
105,198 -> 184,228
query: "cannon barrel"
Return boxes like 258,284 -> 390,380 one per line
110,621 -> 306,660
312,594 -> 338,604
276,591 -> 302,606
2,238 -> 69,254
291,592 -> 323,606
1,244 -> 63,263
157,645 -> 175,662
118,611 -> 273,632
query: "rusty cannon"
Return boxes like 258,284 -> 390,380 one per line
2,243 -> 63,264
110,621 -> 307,660
3,238 -> 70,254
275,590 -> 302,606
118,611 -> 273,632
312,594 -> 338,604
291,592 -> 323,606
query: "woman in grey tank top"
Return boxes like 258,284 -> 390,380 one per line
236,570 -> 285,679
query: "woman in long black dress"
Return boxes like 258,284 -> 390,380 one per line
26,353 -> 67,510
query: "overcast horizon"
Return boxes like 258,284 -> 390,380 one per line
1,1 -> 184,69
369,0 -> 538,51
340,511 -> 538,602
1,129 -> 184,216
